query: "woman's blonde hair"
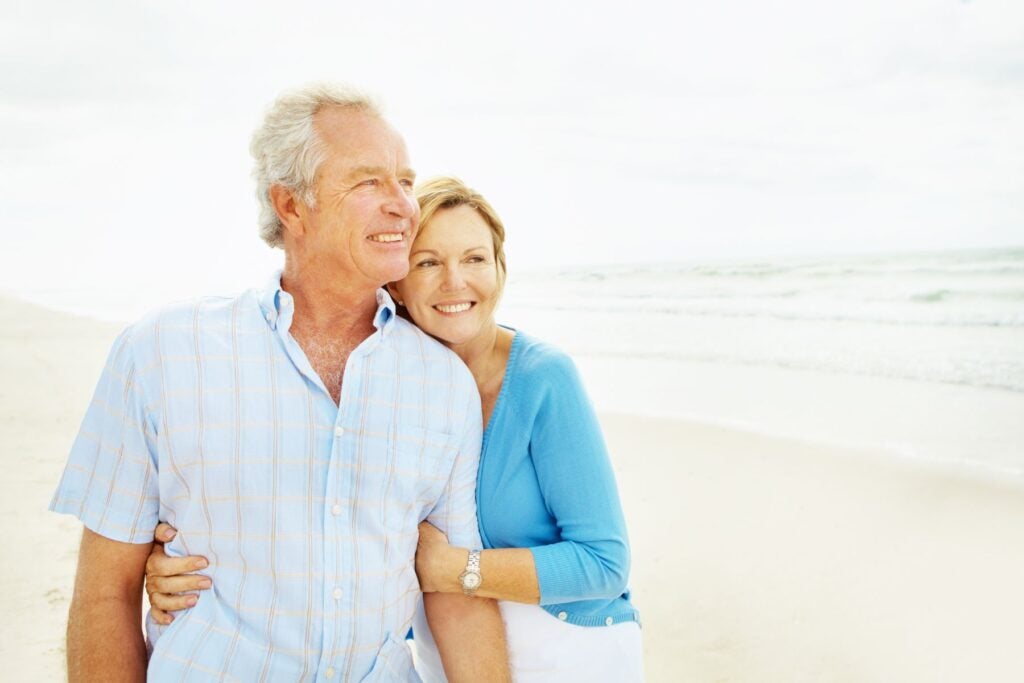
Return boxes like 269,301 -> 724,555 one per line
415,176 -> 507,282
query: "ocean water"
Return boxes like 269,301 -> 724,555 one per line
9,247 -> 1024,475
498,248 -> 1024,476
501,248 -> 1024,393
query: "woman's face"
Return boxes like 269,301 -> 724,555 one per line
391,205 -> 503,347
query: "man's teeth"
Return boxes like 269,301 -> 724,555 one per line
368,233 -> 403,243
436,303 -> 472,314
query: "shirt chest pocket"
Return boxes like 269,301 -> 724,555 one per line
377,427 -> 457,533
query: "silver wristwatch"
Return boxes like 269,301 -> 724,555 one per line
458,549 -> 482,596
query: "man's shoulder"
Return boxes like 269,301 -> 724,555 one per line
127,291 -> 257,336
389,316 -> 460,361
387,317 -> 477,388
118,290 -> 259,355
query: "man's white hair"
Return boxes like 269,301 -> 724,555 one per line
250,83 -> 382,248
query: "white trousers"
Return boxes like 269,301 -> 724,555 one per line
411,599 -> 644,682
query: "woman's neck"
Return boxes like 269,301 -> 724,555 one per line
453,320 -> 512,384
449,323 -> 513,428
449,323 -> 502,379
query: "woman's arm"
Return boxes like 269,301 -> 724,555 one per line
145,522 -> 211,624
417,521 -> 540,603
417,351 -> 630,606
523,352 -> 631,604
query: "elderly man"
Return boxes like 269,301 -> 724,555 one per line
50,84 -> 510,681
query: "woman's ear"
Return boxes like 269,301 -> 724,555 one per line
385,283 -> 404,307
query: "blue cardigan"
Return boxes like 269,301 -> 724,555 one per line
477,331 -> 640,627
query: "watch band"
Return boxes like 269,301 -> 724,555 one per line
459,549 -> 483,596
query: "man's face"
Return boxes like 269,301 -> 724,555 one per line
297,107 -> 420,287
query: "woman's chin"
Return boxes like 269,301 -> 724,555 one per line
419,322 -> 477,348
431,330 -> 473,347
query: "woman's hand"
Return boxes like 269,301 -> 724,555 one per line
145,522 -> 211,625
415,521 -> 460,593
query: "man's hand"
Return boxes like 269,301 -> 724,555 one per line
424,592 -> 511,683
415,521 -> 462,593
67,528 -> 153,683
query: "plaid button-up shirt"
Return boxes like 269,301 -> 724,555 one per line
51,272 -> 483,682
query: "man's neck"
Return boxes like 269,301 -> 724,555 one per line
279,256 -> 381,405
281,257 -> 379,335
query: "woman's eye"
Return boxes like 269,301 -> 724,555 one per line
417,260 -> 439,268
466,256 -> 486,264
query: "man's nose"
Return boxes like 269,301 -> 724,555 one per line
383,181 -> 417,220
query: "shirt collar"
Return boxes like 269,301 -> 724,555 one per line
257,269 -> 397,335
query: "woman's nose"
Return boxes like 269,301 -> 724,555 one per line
441,266 -> 466,292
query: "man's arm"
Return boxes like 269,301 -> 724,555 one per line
67,528 -> 153,683
423,592 -> 510,683
420,363 -> 509,681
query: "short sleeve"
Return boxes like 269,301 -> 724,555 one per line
49,327 -> 160,544
425,365 -> 484,550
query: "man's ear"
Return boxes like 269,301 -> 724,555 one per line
269,184 -> 307,239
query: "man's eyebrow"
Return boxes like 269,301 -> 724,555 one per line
345,166 -> 417,180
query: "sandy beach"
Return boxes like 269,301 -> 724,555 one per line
4,296 -> 1024,682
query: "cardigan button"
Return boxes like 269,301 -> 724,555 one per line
557,611 -> 567,621
605,617 -> 614,626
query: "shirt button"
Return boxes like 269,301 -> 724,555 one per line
605,616 -> 614,626
324,667 -> 335,678
334,426 -> 345,438
333,587 -> 343,600
331,504 -> 342,516
557,611 -> 567,621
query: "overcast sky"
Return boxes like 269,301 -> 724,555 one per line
2,0 -> 1022,311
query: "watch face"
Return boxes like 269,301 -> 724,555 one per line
463,572 -> 481,590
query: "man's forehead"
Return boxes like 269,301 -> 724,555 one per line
315,106 -> 403,148
314,106 -> 411,171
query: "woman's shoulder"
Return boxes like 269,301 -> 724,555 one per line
506,330 -> 582,391
509,330 -> 572,367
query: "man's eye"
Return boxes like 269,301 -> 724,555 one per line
359,179 -> 379,187
399,179 -> 415,189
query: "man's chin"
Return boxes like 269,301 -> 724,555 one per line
376,262 -> 411,285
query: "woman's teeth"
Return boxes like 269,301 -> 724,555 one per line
435,303 -> 472,313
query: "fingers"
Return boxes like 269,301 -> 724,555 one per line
146,572 -> 212,626
154,522 -> 179,543
150,605 -> 173,625
147,549 -> 208,578
146,523 -> 203,627
147,573 -> 212,597
148,588 -> 203,614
